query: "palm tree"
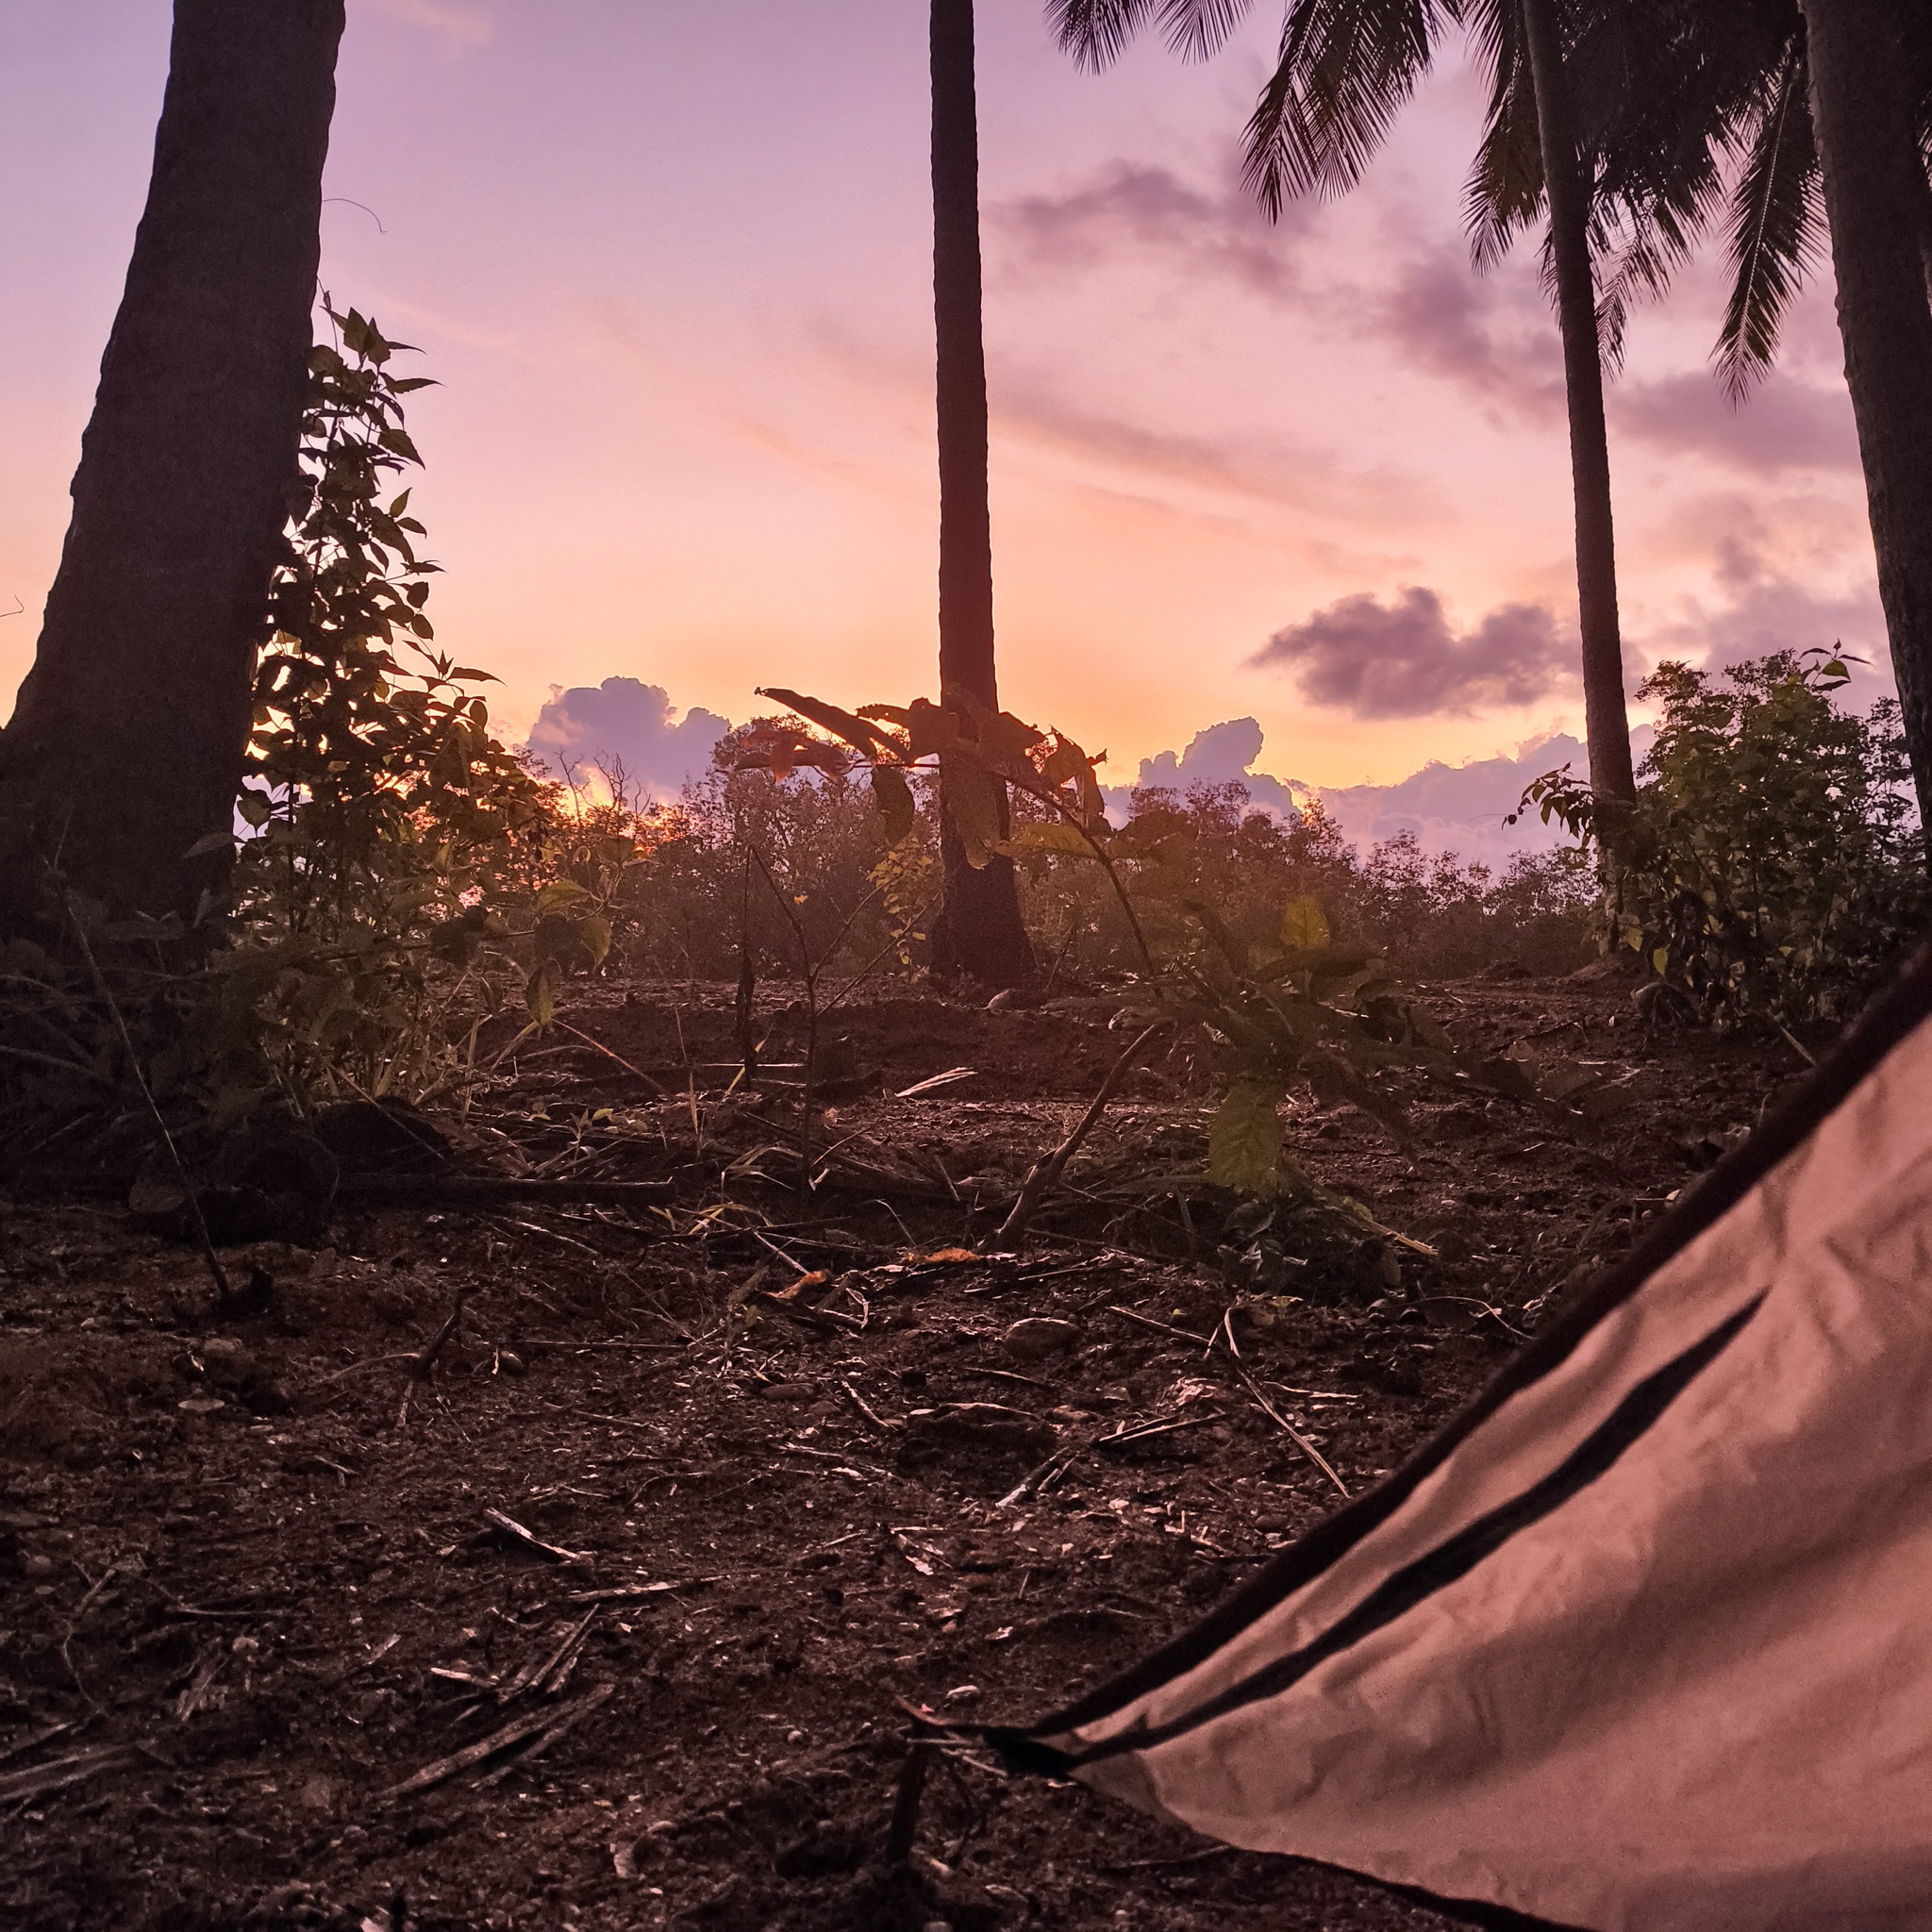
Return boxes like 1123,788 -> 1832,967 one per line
930,0 -> 1033,986
0,0 -> 346,930
1053,0 -> 1640,804
1514,0 -> 1932,840
1055,0 -> 1932,847
1790,0 -> 1932,842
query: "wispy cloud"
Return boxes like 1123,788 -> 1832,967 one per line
1612,373 -> 1858,475
993,161 -> 1314,303
1371,245 -> 1562,418
1253,586 -> 1575,719
991,374 -> 1425,522
1641,534 -> 1887,682
992,162 -> 1563,421
355,0 -> 491,48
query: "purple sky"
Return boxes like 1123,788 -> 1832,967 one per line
0,0 -> 1890,811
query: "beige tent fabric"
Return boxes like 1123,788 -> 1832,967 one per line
1041,1010 -> 1932,1931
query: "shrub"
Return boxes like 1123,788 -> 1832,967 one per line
224,306 -> 615,1105
1009,782 -> 1591,984
1523,651 -> 1928,1025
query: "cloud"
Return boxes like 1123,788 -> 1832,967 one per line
1613,374 -> 1858,475
1252,587 -> 1575,719
1372,247 -> 1563,417
524,678 -> 729,804
1100,715 -> 1586,862
994,165 -> 1562,421
992,162 -> 1313,304
1316,733 -> 1588,862
1639,533 -> 1889,690
1103,716 -> 1307,821
355,0 -> 491,45
991,375 -> 1417,521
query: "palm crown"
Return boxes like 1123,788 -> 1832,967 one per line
1050,0 -> 1926,396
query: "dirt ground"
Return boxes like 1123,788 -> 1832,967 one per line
0,963 -> 1803,1931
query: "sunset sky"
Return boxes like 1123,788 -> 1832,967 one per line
0,0 -> 1890,821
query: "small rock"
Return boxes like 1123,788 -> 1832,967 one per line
246,1378 -> 294,1416
757,1380 -> 816,1402
369,1285 -> 418,1326
943,1684 -> 981,1704
198,1338 -> 257,1388
908,1405 -> 1058,1457
1003,1318 -> 1081,1362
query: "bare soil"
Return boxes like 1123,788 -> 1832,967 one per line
0,966 -> 1798,1930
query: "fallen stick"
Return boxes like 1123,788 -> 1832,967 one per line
1096,1409 -> 1227,1449
995,1023 -> 1169,1248
995,1442 -> 1082,1510
553,1021 -> 675,1097
337,1176 -> 673,1207
1104,1304 -> 1212,1346
885,1739 -> 935,1864
471,1682 -> 615,1788
480,1508 -> 590,1564
0,1744 -> 139,1807
380,1683 -> 613,1800
496,1608 -> 597,1703
398,1286 -> 473,1426
1225,1359 -> 1350,1498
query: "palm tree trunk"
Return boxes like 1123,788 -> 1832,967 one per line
929,0 -> 1031,987
1799,0 -> 1932,852
0,0 -> 345,929
1520,0 -> 1636,811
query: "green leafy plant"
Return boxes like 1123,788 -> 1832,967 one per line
1519,650 -> 1928,1025
217,304 -> 621,1104
751,685 -> 1509,1223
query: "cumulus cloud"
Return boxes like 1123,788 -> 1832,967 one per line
524,677 -> 729,803
1102,716 -> 1307,822
1101,715 -> 1587,861
1317,733 -> 1586,861
1251,587 -> 1575,719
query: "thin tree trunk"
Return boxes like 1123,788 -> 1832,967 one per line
1520,0 -> 1636,812
1799,0 -> 1932,853
0,0 -> 345,929
928,0 -> 1031,988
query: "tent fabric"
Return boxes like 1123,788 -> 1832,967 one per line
990,944 -> 1932,1932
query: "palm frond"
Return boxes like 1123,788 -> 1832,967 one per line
1463,1 -> 1541,274
1047,0 -> 1164,71
1048,0 -> 1251,70
1714,39 -> 1822,401
1241,0 -> 1455,217
1590,206 -> 1693,375
1162,0 -> 1257,60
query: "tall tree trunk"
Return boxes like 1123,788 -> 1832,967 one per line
1521,0 -> 1636,812
0,0 -> 345,929
1799,0 -> 1932,851
928,0 -> 1031,987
